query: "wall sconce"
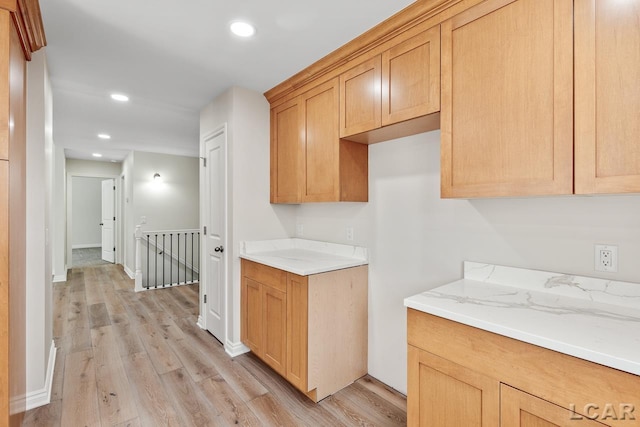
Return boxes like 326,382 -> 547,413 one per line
153,173 -> 161,182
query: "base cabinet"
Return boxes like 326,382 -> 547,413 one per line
241,259 -> 368,401
407,309 -> 640,427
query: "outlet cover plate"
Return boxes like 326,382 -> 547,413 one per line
595,244 -> 618,273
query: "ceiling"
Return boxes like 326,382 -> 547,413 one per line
40,0 -> 416,163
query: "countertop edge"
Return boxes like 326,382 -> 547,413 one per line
404,299 -> 640,377
239,253 -> 368,276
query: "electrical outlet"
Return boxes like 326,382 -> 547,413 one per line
140,216 -> 147,224
296,224 -> 304,237
595,244 -> 618,272
346,226 -> 354,241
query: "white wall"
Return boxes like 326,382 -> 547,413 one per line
52,145 -> 66,281
25,50 -> 54,407
71,177 -> 103,248
200,87 -> 296,352
295,130 -> 640,394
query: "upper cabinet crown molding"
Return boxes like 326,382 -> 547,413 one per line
264,0 -> 466,105
3,0 -> 46,60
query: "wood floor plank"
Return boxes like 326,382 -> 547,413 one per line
322,381 -> 407,427
22,399 -> 61,427
247,393 -> 302,427
89,302 -> 112,329
356,375 -> 407,412
60,349 -> 101,427
91,326 -> 139,425
166,335 -> 218,383
173,317 -> 268,403
160,368 -> 221,426
24,263 -> 406,427
236,352 -> 346,427
49,339 -> 65,402
52,283 -> 70,338
113,418 -> 141,427
121,352 -> 183,426
111,321 -> 145,357
198,375 -> 262,427
136,322 -> 182,375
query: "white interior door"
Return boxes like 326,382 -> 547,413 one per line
204,129 -> 226,342
101,179 -> 115,263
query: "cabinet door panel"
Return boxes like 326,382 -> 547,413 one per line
241,278 -> 262,355
286,273 -> 308,392
407,346 -> 499,427
262,285 -> 287,376
271,98 -> 303,203
441,0 -> 573,198
303,79 -> 340,202
340,56 -> 382,137
575,0 -> 640,194
382,26 -> 440,126
501,385 -> 608,427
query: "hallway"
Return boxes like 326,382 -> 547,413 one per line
23,264 -> 407,426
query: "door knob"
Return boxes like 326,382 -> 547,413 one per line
214,246 -> 224,253
100,223 -> 104,226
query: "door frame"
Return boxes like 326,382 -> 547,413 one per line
198,123 -> 229,347
66,172 -> 121,269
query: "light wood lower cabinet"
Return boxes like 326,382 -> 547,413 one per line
241,259 -> 368,401
501,385 -> 608,427
407,309 -> 640,427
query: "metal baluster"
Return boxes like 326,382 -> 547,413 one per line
155,234 -> 158,289
177,233 -> 180,286
170,233 -> 173,287
162,234 -> 166,287
191,232 -> 194,284
197,232 -> 200,282
146,234 -> 149,289
184,233 -> 187,284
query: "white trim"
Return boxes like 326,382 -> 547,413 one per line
225,340 -> 250,358
53,271 -> 67,283
197,315 -> 205,329
123,265 -> 135,280
25,341 -> 56,410
72,243 -> 101,249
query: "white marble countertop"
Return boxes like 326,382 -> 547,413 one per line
404,262 -> 640,376
239,238 -> 368,276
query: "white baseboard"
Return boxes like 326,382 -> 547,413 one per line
123,265 -> 135,280
72,244 -> 101,249
197,315 -> 205,330
53,269 -> 68,282
225,340 -> 250,358
25,341 -> 56,411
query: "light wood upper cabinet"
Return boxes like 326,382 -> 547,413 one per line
270,78 -> 368,204
574,0 -> 640,194
382,25 -> 440,126
340,56 -> 382,138
270,97 -> 303,204
340,27 -> 441,140
440,0 -> 574,198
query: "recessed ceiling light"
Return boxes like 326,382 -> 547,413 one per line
230,21 -> 255,37
92,153 -> 103,158
98,133 -> 111,140
110,93 -> 129,102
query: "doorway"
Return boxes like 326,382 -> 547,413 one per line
67,175 -> 118,268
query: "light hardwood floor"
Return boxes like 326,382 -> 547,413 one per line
23,264 -> 407,427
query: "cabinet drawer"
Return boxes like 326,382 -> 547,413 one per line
241,259 -> 287,292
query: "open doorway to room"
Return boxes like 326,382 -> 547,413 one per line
68,176 -> 117,268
